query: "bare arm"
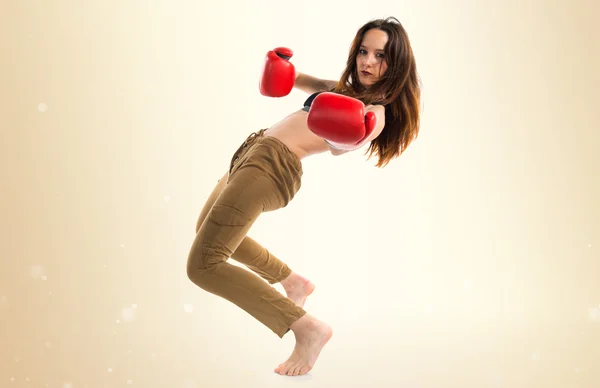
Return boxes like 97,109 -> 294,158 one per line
294,72 -> 338,94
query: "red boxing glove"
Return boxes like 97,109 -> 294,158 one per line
259,47 -> 295,97
307,92 -> 377,150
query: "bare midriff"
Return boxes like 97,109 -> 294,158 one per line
264,109 -> 330,160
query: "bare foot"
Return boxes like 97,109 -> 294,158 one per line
274,313 -> 333,376
280,272 -> 315,308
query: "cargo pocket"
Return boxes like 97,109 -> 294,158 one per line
208,203 -> 249,227
201,203 -> 253,265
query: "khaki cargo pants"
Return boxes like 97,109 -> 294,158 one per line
186,129 -> 306,338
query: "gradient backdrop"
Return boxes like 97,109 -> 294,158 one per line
1,0 -> 599,387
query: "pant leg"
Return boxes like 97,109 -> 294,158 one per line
195,171 -> 292,284
194,171 -> 228,234
187,165 -> 305,338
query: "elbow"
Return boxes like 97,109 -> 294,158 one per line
321,79 -> 338,92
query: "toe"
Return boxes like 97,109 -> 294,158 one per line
299,365 -> 311,375
278,364 -> 290,375
288,365 -> 298,376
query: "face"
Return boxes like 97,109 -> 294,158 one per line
356,28 -> 389,87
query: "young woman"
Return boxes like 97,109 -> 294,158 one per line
186,16 -> 421,376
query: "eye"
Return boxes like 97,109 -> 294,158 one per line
359,49 -> 367,55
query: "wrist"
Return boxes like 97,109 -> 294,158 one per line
325,139 -> 361,152
324,139 -> 343,150
294,71 -> 302,87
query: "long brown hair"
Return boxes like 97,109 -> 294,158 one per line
333,17 -> 421,168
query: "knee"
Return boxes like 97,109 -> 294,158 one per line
186,256 -> 199,278
186,243 -> 206,282
186,258 -> 212,289
186,244 -> 222,283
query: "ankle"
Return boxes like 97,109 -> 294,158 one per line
290,313 -> 311,332
281,272 -> 297,289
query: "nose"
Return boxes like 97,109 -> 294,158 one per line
363,54 -> 377,67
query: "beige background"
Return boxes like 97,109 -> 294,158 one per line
1,0 -> 599,387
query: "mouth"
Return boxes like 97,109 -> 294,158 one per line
361,71 -> 371,76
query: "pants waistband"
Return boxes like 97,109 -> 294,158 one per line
229,129 -> 302,177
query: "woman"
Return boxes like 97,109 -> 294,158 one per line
187,16 -> 421,376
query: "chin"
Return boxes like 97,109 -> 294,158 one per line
357,77 -> 371,87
